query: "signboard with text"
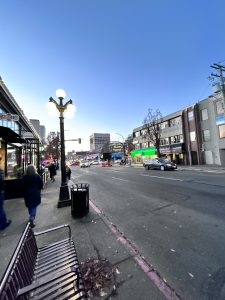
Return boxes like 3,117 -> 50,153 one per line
0,113 -> 19,121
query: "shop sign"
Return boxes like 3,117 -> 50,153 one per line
160,144 -> 182,154
131,147 -> 156,157
0,113 -> 19,121
22,132 -> 34,139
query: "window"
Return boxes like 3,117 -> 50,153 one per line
141,129 -> 147,136
201,109 -> 208,121
169,116 -> 181,127
142,142 -> 148,148
165,137 -> 169,145
218,124 -> 225,139
216,100 -> 224,115
171,135 -> 180,143
190,131 -> 196,141
203,129 -> 210,141
135,131 -> 140,137
160,121 -> 168,129
188,111 -> 194,121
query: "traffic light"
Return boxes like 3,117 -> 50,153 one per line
78,138 -> 81,144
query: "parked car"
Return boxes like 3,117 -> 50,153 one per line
92,160 -> 100,165
80,161 -> 90,168
144,158 -> 177,171
101,161 -> 112,167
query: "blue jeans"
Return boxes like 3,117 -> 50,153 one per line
28,207 -> 37,221
0,193 -> 7,228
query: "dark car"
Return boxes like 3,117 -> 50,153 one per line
144,158 -> 177,171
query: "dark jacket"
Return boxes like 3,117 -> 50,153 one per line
66,166 -> 71,179
48,164 -> 57,176
22,174 -> 43,208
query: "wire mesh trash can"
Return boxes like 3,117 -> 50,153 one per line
71,183 -> 89,218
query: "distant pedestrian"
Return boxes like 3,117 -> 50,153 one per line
0,157 -> 11,230
48,162 -> 57,182
66,165 -> 71,181
22,165 -> 43,228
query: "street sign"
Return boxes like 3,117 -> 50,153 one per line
0,113 -> 19,121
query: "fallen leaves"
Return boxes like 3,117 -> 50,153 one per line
80,258 -> 115,298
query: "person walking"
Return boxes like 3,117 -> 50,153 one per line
0,157 -> 11,230
48,162 -> 57,182
22,165 -> 43,228
66,165 -> 71,181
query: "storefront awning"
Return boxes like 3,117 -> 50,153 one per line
0,126 -> 26,143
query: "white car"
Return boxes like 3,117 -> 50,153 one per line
80,161 -> 90,168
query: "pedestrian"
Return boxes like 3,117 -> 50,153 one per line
0,157 -> 11,230
48,162 -> 57,182
22,165 -> 43,228
66,165 -> 71,181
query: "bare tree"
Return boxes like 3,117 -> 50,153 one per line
143,109 -> 163,157
46,131 -> 60,160
125,134 -> 135,155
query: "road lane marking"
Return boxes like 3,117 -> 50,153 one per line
111,176 -> 129,182
140,174 -> 183,181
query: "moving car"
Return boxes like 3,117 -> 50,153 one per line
80,161 -> 90,168
144,158 -> 177,171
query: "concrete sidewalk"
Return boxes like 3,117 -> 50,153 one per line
0,175 -> 170,300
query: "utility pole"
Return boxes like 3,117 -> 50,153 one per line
210,63 -> 225,119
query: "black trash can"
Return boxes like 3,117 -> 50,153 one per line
71,183 -> 89,218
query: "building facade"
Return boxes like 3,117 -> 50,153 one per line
198,93 -> 225,165
89,133 -> 110,152
132,91 -> 225,166
0,77 -> 43,198
132,104 -> 203,165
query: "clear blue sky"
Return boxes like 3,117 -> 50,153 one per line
1,0 -> 225,151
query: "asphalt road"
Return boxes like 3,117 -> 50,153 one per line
70,164 -> 225,300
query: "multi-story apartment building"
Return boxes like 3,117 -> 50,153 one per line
132,90 -> 225,166
198,93 -> 225,165
132,104 -> 203,165
90,133 -> 110,152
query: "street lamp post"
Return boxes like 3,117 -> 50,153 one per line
48,89 -> 75,207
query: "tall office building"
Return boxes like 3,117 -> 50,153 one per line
30,119 -> 46,144
30,119 -> 40,133
40,125 -> 46,144
90,133 -> 110,152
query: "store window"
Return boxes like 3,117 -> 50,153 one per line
190,131 -> 196,141
203,129 -> 210,141
6,144 -> 22,178
218,124 -> 225,139
201,109 -> 208,121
